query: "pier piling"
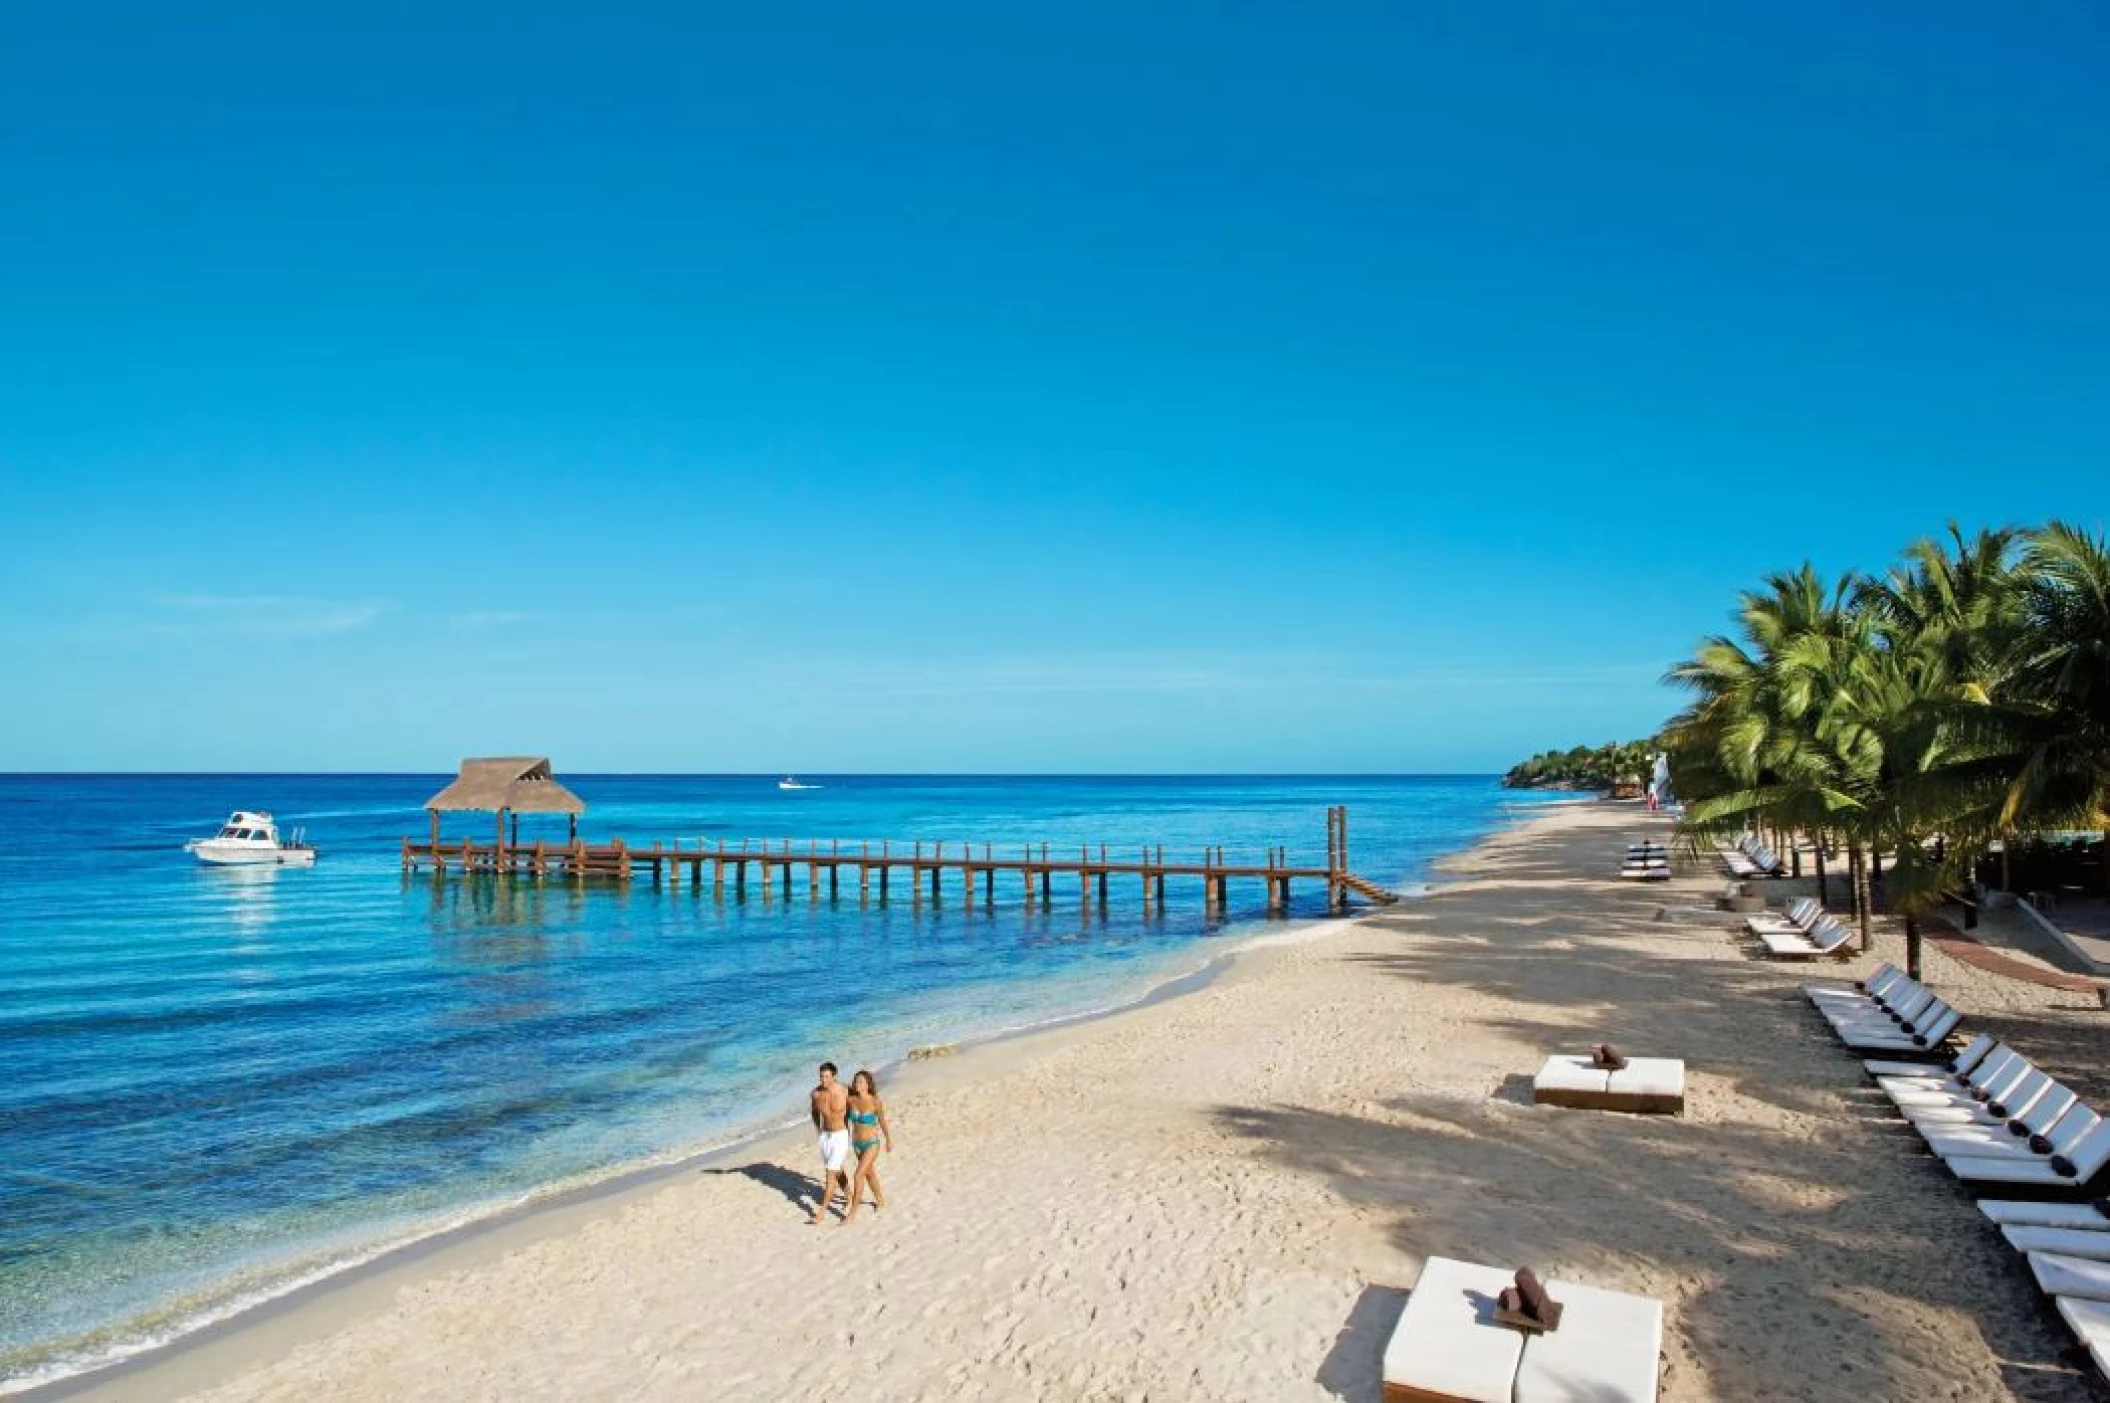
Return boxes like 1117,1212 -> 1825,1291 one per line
402,805 -> 1395,916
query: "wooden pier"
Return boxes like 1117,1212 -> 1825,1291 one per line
403,806 -> 1399,915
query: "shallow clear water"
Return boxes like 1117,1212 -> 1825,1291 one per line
0,773 -> 1560,1388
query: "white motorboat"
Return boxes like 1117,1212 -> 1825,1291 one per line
185,811 -> 318,867
777,777 -> 821,791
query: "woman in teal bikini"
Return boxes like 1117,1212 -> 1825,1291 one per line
842,1069 -> 893,1225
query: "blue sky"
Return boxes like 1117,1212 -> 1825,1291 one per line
2,3 -> 2104,772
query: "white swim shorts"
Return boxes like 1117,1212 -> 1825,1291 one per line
818,1129 -> 852,1173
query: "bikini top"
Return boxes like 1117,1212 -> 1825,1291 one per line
848,1109 -> 879,1126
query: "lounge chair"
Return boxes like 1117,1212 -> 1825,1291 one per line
1910,1069 -> 2075,1133
2054,1295 -> 2110,1379
1945,1119 -> 2110,1193
1930,1106 -> 2104,1168
1864,1032 -> 1996,1082
1877,1045 -> 2025,1115
1758,917 -> 1853,959
1831,1002 -> 1962,1055
1724,835 -> 1786,878
1745,897 -> 1823,938
1380,1255 -> 1663,1403
1812,993 -> 1929,1041
1720,838 -> 1781,879
2004,1224 -> 2110,1262
1805,965 -> 1913,1019
2027,1250 -> 2110,1302
1919,1093 -> 2092,1162
1979,1199 -> 2110,1231
1882,1042 -> 2023,1099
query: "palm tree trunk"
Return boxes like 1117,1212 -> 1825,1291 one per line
1904,914 -> 1923,981
1814,841 -> 1829,910
1849,837 -> 1872,952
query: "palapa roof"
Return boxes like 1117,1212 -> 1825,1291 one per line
424,758 -> 586,814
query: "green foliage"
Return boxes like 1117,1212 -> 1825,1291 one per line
1502,738 -> 1657,791
1658,519 -> 2110,976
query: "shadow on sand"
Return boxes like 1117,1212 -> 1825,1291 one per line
1224,810 -> 2108,1401
701,1162 -> 817,1216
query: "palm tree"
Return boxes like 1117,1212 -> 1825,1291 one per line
1663,565 -> 1865,927
1808,614 -> 1965,979
2006,521 -> 2110,849
1854,525 -> 2025,904
1662,518 -> 2107,978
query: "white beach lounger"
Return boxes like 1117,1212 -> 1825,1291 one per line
1931,1107 -> 2103,1166
1813,980 -> 1929,1026
1826,983 -> 1936,1026
2055,1296 -> 2110,1378
1758,919 -> 1853,959
1865,1032 -> 1995,1082
1834,1003 -> 1961,1054
1824,991 -> 1946,1039
2027,1250 -> 2110,1302
1896,1078 -> 2056,1131
1746,897 -> 1823,937
1866,1033 -> 1994,1082
2005,1224 -> 2110,1262
1831,983 -> 1958,1038
1379,1256 -> 1664,1403
1979,1199 -> 2110,1231
1805,964 -> 1910,1011
1920,1103 -> 2087,1162
1946,1120 -> 2110,1192
1916,1080 -> 2079,1143
1889,1054 -> 2039,1119
1878,1051 -> 2023,1116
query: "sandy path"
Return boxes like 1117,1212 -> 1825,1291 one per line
58,802 -> 2108,1401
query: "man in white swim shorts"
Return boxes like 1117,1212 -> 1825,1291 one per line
810,1061 -> 852,1223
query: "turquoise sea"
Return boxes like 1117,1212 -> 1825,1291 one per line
0,773 -> 1563,1390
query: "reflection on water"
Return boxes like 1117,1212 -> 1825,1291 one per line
200,863 -> 281,938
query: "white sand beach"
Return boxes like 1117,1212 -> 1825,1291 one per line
58,802 -> 2109,1401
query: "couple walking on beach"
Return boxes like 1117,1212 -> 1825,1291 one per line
809,1061 -> 893,1225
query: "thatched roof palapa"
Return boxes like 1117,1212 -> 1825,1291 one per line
424,758 -> 586,815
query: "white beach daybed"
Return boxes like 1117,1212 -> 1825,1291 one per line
1380,1255 -> 1663,1403
1533,1055 -> 1686,1114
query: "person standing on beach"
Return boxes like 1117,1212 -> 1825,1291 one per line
840,1069 -> 893,1226
809,1062 -> 852,1223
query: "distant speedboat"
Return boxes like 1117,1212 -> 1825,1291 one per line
185,811 -> 317,866
777,777 -> 820,791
